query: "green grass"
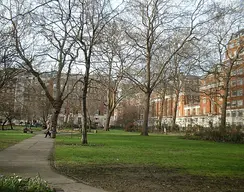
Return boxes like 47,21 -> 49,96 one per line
0,127 -> 35,150
54,130 -> 244,177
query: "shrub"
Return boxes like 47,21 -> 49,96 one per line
109,125 -> 123,130
184,129 -> 244,143
124,123 -> 140,132
0,175 -> 54,192
60,122 -> 73,129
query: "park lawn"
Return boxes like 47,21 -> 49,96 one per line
54,130 -> 244,177
0,127 -> 34,150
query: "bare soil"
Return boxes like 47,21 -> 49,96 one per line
55,165 -> 244,192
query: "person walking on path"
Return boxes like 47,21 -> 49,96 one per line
45,120 -> 52,138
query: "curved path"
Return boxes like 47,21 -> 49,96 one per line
0,134 -> 107,192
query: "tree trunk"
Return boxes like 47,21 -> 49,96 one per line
51,106 -> 61,138
81,74 -> 88,144
88,116 -> 91,132
1,120 -> 7,130
158,91 -> 166,131
172,92 -> 179,131
220,71 -> 231,133
141,45 -> 152,136
42,112 -> 47,127
141,92 -> 151,136
9,120 -> 13,130
104,111 -> 112,131
220,90 -> 228,133
81,109 -> 88,144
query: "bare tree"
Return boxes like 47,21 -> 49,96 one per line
153,80 -> 167,130
167,39 -> 199,131
0,19 -> 19,90
0,81 -> 17,130
0,19 -> 20,129
198,3 -> 244,132
95,20 -> 134,131
71,0 -> 122,143
3,0 -> 122,142
3,0 -> 81,137
115,100 -> 140,130
125,0 -> 215,135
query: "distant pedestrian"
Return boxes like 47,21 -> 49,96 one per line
45,120 -> 52,138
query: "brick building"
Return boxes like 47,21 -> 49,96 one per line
151,29 -> 244,128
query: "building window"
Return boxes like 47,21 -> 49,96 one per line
203,107 -> 206,115
231,100 -> 237,107
238,111 -> 243,117
237,100 -> 243,107
237,79 -> 243,85
227,102 -> 231,108
237,90 -> 243,96
203,98 -> 206,103
237,68 -> 243,75
232,80 -> 237,86
232,90 -> 237,97
226,112 -> 230,117
232,111 -> 236,117
196,108 -> 199,115
231,70 -> 237,76
211,102 -> 215,113
185,110 -> 187,116
232,89 -> 243,97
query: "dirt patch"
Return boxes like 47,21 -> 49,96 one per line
55,165 -> 244,192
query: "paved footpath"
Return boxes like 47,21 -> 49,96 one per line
0,134 -> 107,192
